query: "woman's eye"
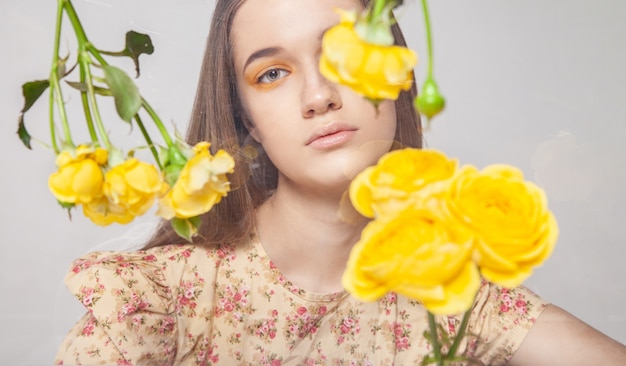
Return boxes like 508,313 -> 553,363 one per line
257,68 -> 289,84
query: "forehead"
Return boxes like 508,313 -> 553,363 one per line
230,0 -> 361,64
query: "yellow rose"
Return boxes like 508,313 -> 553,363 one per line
444,165 -> 558,288
319,11 -> 417,101
343,208 -> 480,315
157,143 -> 235,219
82,196 -> 135,226
350,148 -> 457,218
48,146 -> 108,204
103,158 -> 167,217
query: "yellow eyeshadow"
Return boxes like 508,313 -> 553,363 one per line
244,61 -> 291,90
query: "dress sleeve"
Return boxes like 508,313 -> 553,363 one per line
449,281 -> 548,365
55,248 -> 179,365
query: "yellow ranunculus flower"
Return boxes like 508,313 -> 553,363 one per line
343,208 -> 480,315
82,196 -> 135,226
444,165 -> 559,288
103,158 -> 167,217
157,142 -> 235,219
350,149 -> 457,218
320,10 -> 417,101
48,146 -> 108,204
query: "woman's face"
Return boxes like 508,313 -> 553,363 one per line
231,0 -> 397,193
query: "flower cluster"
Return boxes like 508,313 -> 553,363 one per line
47,142 -> 233,238
343,148 -> 558,315
18,0 -> 234,240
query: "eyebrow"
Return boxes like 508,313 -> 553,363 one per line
241,26 -> 333,72
243,47 -> 283,72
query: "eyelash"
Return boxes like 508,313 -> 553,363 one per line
257,68 -> 290,84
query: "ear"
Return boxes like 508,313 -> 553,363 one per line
247,124 -> 261,143
240,111 -> 261,143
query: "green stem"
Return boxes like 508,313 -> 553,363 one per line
134,114 -> 163,170
62,0 -> 89,45
79,55 -> 98,143
81,55 -> 112,150
63,0 -> 111,150
447,309 -> 472,360
49,0 -> 73,152
420,0 -> 434,77
372,0 -> 387,18
428,312 -> 444,366
142,98 -> 174,147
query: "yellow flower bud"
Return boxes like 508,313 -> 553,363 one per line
103,158 -> 167,217
48,147 -> 106,204
320,10 -> 417,102
157,143 -> 234,219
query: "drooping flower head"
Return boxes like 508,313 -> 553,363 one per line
158,142 -> 235,220
48,145 -> 108,205
320,9 -> 417,103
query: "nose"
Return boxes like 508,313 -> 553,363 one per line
300,64 -> 342,118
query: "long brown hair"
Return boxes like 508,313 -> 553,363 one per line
143,0 -> 422,249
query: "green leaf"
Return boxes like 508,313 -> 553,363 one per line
17,114 -> 31,149
102,65 -> 142,122
20,80 -> 50,113
171,216 -> 202,242
101,31 -> 154,77
17,79 -> 50,149
124,31 -> 154,77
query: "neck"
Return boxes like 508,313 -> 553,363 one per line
255,182 -> 368,294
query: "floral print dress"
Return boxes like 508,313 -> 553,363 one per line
55,233 -> 547,365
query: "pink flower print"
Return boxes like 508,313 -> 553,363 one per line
447,317 -> 457,335
500,303 -> 510,313
223,301 -> 235,312
141,254 -> 157,262
81,317 -> 96,336
184,288 -> 195,299
181,249 -> 191,258
159,316 -> 175,335
271,309 -> 279,317
396,336 -> 410,351
117,303 -> 136,322
391,322 -> 412,352
297,306 -> 308,316
131,314 -> 142,327
71,259 -> 92,273
271,360 -> 282,366
318,306 -> 327,316
82,293 -> 94,307
393,323 -> 404,337
117,360 -> 132,366
180,296 -> 190,306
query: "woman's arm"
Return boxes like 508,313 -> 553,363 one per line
508,304 -> 626,365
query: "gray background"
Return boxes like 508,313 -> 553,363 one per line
1,0 -> 625,364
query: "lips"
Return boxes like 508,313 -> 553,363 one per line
305,123 -> 358,147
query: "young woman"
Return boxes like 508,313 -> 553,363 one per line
56,0 -> 626,364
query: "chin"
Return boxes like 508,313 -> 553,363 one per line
341,140 -> 393,179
